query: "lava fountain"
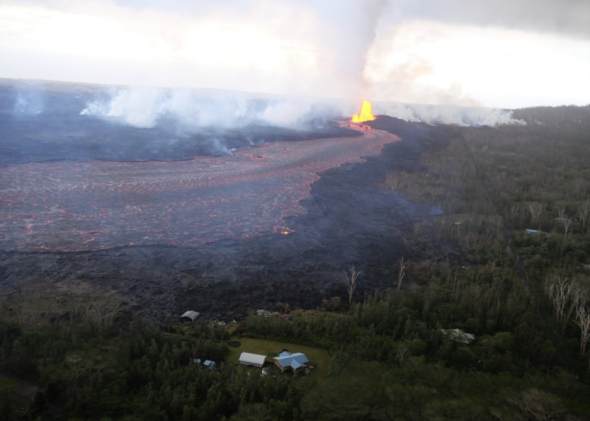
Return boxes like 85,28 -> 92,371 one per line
351,100 -> 376,123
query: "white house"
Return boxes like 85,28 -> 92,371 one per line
239,352 -> 266,368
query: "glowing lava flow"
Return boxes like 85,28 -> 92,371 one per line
351,100 -> 376,123
0,126 -> 399,252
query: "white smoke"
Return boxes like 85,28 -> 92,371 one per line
374,102 -> 525,126
81,86 -> 524,130
13,90 -> 44,116
313,0 -> 390,98
80,88 -> 336,130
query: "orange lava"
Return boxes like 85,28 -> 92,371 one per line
351,100 -> 376,123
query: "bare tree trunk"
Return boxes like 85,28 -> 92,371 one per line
579,200 -> 590,227
344,266 -> 361,306
556,205 -> 566,221
562,218 -> 572,237
509,204 -> 520,224
397,257 -> 406,291
545,276 -> 571,320
396,342 -> 409,366
527,202 -> 544,225
566,286 -> 587,323
575,305 -> 590,355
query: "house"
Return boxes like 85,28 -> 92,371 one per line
193,358 -> 201,364
441,329 -> 475,344
203,360 -> 215,370
180,311 -> 200,323
274,351 -> 308,373
239,352 -> 266,368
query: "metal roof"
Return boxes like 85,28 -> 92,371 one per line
181,311 -> 200,321
274,352 -> 308,369
239,352 -> 266,366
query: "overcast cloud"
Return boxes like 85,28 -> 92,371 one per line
0,0 -> 588,108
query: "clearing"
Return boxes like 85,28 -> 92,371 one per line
226,337 -> 331,378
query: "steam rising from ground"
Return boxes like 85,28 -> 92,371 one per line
80,86 -> 524,129
81,88 -> 341,130
373,102 -> 525,126
12,89 -> 44,116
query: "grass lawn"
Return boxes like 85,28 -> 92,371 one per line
227,337 -> 331,378
0,375 -> 20,390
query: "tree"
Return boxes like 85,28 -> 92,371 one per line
321,297 -> 341,312
397,257 -> 406,291
545,276 -> 572,321
555,204 -> 566,221
344,267 -> 361,306
509,204 -> 520,224
275,302 -> 290,314
575,305 -> 590,356
579,200 -> 590,227
0,388 -> 15,421
561,218 -> 572,237
396,342 -> 409,366
428,187 -> 444,204
565,286 -> 587,323
527,202 -> 544,225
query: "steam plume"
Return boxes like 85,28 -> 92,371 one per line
80,88 -> 342,130
374,102 -> 525,126
314,0 -> 389,98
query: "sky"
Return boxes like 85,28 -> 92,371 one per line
1,0 -> 589,109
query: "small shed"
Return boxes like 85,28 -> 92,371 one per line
181,311 -> 200,323
203,360 -> 215,370
239,352 -> 266,368
274,351 -> 308,373
441,329 -> 475,344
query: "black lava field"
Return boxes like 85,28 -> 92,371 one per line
0,82 -> 463,322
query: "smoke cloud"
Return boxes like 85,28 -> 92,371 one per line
12,89 -> 44,117
374,102 -> 525,127
371,56 -> 482,108
80,88 -> 344,130
80,86 -> 524,129
312,0 -> 389,98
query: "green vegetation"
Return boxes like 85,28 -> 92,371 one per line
382,106 -> 590,371
0,376 -> 20,390
0,105 -> 589,419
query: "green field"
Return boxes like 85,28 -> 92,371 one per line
0,375 -> 20,390
226,337 -> 331,378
